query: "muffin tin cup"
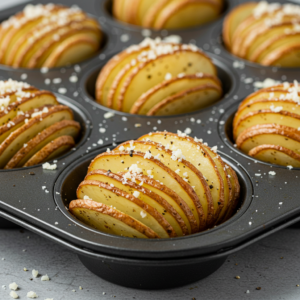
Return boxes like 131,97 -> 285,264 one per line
1,0 -> 300,289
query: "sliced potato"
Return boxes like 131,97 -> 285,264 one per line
249,144 -> 300,167
85,169 -> 188,236
112,0 -> 126,22
147,84 -> 222,116
23,135 -> 75,167
255,32 -> 300,65
223,164 -> 240,221
8,12 -> 88,66
236,124 -> 300,155
136,0 -> 160,25
130,74 -> 221,115
262,44 -> 300,67
142,0 -> 169,28
233,110 -> 300,140
119,172 -> 197,234
138,132 -> 224,224
201,144 -> 232,224
115,140 -> 209,229
69,199 -> 158,238
119,49 -> 216,112
0,105 -> 53,145
6,120 -> 79,169
0,105 -> 73,168
240,88 -> 300,108
0,91 -> 58,127
88,151 -> 201,232
245,22 -> 297,60
28,27 -> 101,68
43,35 -> 100,68
233,99 -> 300,129
152,0 -> 220,30
77,180 -> 176,238
95,45 -> 149,106
222,2 -> 257,50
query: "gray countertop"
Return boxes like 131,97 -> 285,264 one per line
2,0 -> 300,299
1,227 -> 300,300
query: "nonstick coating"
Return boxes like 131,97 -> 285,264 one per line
1,0 -> 300,289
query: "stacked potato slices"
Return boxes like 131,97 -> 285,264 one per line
112,0 -> 223,29
0,4 -> 102,68
223,1 -> 300,67
96,38 -> 222,116
0,79 -> 80,169
69,131 -> 240,239
233,81 -> 300,167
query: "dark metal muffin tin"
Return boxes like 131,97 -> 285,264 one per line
1,0 -> 300,289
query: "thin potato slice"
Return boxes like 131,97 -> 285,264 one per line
85,169 -> 188,236
0,105 -> 73,168
233,110 -> 300,140
222,2 -> 257,50
28,27 -> 101,68
77,180 -> 176,238
95,45 -> 149,106
223,164 -> 240,221
138,132 -> 225,225
13,17 -> 93,67
239,88 -> 300,108
249,144 -> 300,167
6,120 -> 80,169
262,44 -> 300,67
254,33 -> 300,64
233,99 -> 300,129
136,0 -> 160,25
69,199 -> 157,238
23,135 -> 75,167
245,22 -> 298,60
147,84 -> 222,116
236,124 -> 300,155
88,151 -> 200,232
120,172 -> 196,234
43,35 -> 100,68
0,105 -> 53,146
0,91 -> 58,127
153,0 -> 220,30
115,140 -> 209,229
130,74 -> 221,115
142,0 -> 169,28
201,144 -> 232,224
0,5 -> 63,64
119,49 -> 216,112
8,12 -> 88,66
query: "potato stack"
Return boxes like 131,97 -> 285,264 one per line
233,81 -> 300,167
0,79 -> 80,169
223,1 -> 300,67
69,131 -> 240,238
0,4 -> 102,68
112,0 -> 224,29
96,38 -> 222,116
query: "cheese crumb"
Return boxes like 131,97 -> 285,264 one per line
32,269 -> 39,278
9,283 -> 18,291
10,291 -> 18,299
42,162 -> 57,170
104,112 -> 114,119
144,150 -> 152,159
27,291 -> 38,298
41,274 -> 50,281
269,171 -> 276,175
184,128 -> 192,135
270,105 -> 283,112
287,165 -> 293,170
165,73 -> 172,80
83,195 -> 90,200
140,211 -> 147,218
133,191 -> 140,198
255,173 -> 261,177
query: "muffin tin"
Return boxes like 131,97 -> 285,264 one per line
1,0 -> 300,289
